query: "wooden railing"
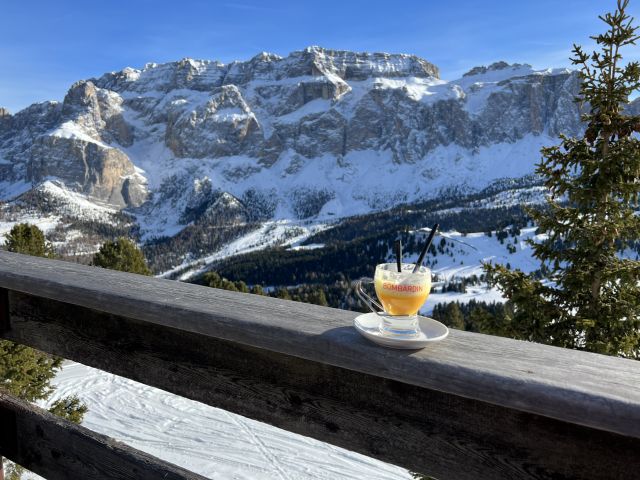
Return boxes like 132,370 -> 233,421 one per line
0,251 -> 639,480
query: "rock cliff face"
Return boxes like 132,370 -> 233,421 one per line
0,80 -> 146,208
0,47 -> 616,239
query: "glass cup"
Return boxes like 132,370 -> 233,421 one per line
355,263 -> 431,337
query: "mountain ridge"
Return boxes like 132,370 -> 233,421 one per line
2,46 -> 635,271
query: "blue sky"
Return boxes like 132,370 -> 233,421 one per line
2,0 -> 639,112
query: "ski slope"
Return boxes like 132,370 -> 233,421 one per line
27,362 -> 412,480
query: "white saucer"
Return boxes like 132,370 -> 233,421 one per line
353,313 -> 449,349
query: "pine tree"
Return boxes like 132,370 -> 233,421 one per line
443,302 -> 465,330
486,0 -> 640,357
5,223 -> 55,258
308,288 -> 328,306
468,305 -> 513,338
202,271 -> 251,292
1,225 -> 87,479
276,288 -> 292,300
92,238 -> 152,276
234,280 -> 250,293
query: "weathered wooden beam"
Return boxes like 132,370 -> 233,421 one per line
4,291 -> 640,480
0,251 -> 639,439
0,391 -> 208,480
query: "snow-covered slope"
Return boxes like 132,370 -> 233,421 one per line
31,362 -> 411,480
161,219 -> 331,281
416,227 -> 544,313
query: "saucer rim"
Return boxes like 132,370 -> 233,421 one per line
353,312 -> 449,348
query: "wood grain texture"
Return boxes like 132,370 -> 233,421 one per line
0,251 -> 639,441
0,288 -> 9,334
5,292 -> 640,480
0,391 -> 209,480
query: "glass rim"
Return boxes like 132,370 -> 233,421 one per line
375,262 -> 430,275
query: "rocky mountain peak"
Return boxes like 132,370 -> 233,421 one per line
463,61 -> 532,78
63,80 -> 99,108
61,80 -> 102,130
294,46 -> 440,80
249,51 -> 283,63
89,46 -> 440,97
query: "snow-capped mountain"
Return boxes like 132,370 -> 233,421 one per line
2,46 -> 635,268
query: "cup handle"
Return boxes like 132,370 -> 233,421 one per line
354,277 -> 384,314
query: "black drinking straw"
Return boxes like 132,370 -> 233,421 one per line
394,239 -> 402,272
412,223 -> 439,273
